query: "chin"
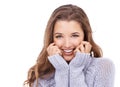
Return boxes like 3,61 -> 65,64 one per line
63,55 -> 74,62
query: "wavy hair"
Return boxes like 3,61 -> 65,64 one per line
24,4 -> 102,87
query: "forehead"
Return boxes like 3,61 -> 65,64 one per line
54,20 -> 83,33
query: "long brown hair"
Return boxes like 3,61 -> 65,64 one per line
24,4 -> 102,87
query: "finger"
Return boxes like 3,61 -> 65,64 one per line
47,43 -> 62,56
81,41 -> 92,53
47,43 -> 55,50
47,43 -> 55,55
79,44 -> 85,53
81,41 -> 90,45
47,46 -> 57,56
57,49 -> 62,55
49,42 -> 55,46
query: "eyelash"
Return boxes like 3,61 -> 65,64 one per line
55,35 -> 62,38
72,35 -> 79,37
55,35 -> 79,38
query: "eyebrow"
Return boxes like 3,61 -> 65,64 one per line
72,32 -> 80,34
54,33 -> 62,35
54,32 -> 80,35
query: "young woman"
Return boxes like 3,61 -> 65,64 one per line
24,4 -> 115,87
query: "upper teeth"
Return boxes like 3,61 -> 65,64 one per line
64,50 -> 72,52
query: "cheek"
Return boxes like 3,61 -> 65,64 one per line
54,39 -> 63,47
72,38 -> 83,46
72,40 -> 80,46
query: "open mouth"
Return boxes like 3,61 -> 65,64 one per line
62,49 -> 75,56
64,49 -> 73,52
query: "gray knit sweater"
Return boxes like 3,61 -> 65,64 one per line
33,52 -> 115,87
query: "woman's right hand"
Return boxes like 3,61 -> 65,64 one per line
47,43 -> 62,56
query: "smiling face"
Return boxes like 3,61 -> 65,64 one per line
53,20 -> 84,62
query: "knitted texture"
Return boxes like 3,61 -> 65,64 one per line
33,52 -> 115,87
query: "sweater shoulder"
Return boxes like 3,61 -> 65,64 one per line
92,57 -> 115,69
85,57 -> 115,86
86,57 -> 115,77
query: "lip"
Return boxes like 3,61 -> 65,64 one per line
64,49 -> 72,52
62,49 -> 73,56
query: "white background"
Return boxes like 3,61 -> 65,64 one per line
0,0 -> 120,87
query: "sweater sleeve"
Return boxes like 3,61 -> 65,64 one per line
93,58 -> 115,87
48,54 -> 69,87
33,75 -> 55,87
69,52 -> 92,87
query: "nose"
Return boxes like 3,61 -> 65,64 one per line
63,38 -> 71,48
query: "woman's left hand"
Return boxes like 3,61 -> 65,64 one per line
75,41 -> 92,53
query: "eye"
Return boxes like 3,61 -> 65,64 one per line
55,35 -> 63,38
72,34 -> 79,37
